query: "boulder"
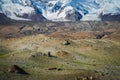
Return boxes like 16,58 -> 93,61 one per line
62,40 -> 70,45
48,67 -> 57,70
8,65 -> 28,74
96,34 -> 104,39
30,52 -> 43,58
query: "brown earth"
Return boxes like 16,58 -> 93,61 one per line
0,21 -> 120,80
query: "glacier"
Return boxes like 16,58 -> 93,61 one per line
0,0 -> 120,21
0,0 -> 34,20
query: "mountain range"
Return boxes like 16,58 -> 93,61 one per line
0,0 -> 120,22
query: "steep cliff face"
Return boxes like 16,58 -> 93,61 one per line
0,13 -> 13,24
0,0 -> 120,21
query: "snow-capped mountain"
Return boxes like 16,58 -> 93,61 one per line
0,0 -> 45,22
0,0 -> 34,20
0,0 -> 120,21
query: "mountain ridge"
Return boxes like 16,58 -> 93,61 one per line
0,0 -> 120,21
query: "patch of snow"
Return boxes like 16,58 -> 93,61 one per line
0,0 -> 34,20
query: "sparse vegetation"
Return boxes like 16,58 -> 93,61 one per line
0,21 -> 120,80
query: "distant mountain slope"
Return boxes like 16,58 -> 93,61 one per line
0,13 -> 13,24
100,13 -> 120,21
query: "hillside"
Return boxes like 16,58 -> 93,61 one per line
0,21 -> 120,80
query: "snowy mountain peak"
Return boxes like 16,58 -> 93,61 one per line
0,0 -> 35,20
0,0 -> 120,21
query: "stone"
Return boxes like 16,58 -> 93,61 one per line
89,76 -> 93,80
62,40 -> 70,45
48,67 -> 57,70
8,65 -> 28,74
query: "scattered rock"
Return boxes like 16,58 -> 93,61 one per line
19,25 -> 26,30
94,70 -> 99,73
96,34 -> 104,39
48,67 -> 57,70
89,76 -> 93,80
11,54 -> 14,57
30,52 -> 55,58
30,52 -> 43,58
48,67 -> 63,71
93,64 -> 96,66
101,73 -> 105,76
57,68 -> 63,71
31,55 -> 35,58
8,65 -> 28,74
48,51 -> 52,57
96,32 -> 113,39
62,40 -> 70,45
43,53 -> 47,56
99,72 -> 105,76
66,62 -> 69,64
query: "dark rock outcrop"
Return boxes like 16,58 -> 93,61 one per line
96,32 -> 113,39
96,34 -> 104,39
8,65 -> 29,74
48,67 -> 57,70
62,40 -> 70,45
100,13 -> 120,21
0,13 -> 13,25
48,67 -> 63,71
65,11 -> 82,21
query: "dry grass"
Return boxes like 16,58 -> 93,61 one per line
0,33 -> 120,80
